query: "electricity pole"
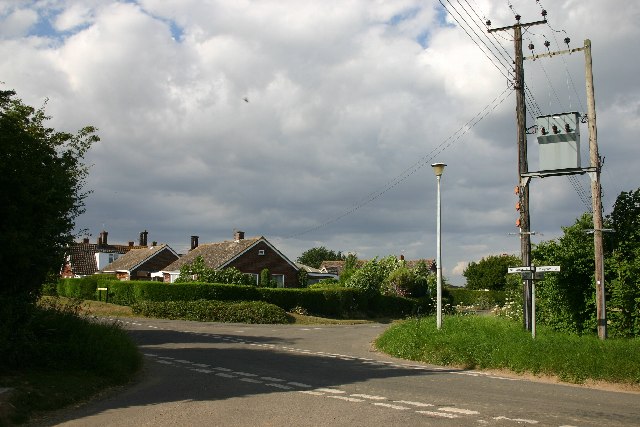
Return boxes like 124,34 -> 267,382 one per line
489,16 -> 546,331
585,39 -> 606,339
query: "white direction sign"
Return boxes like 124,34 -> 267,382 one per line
508,266 -> 534,273
536,266 -> 561,272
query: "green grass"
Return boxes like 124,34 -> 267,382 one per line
0,299 -> 142,425
375,315 -> 640,386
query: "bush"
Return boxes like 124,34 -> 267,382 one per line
447,288 -> 506,308
131,300 -> 290,324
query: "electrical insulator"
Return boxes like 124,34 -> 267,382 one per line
516,218 -> 521,227
541,127 -> 547,135
515,202 -> 521,211
528,43 -> 534,51
565,123 -> 571,133
541,9 -> 547,18
552,124 -> 559,134
515,14 -> 521,22
486,20 -> 491,26
564,37 -> 571,47
544,40 -> 551,49
514,186 -> 520,195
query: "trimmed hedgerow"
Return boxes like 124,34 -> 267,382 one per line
447,288 -> 506,308
131,300 -> 290,324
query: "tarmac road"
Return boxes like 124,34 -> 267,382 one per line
30,317 -> 640,426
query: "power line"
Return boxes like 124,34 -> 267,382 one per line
286,86 -> 514,239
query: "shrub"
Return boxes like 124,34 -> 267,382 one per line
131,300 -> 290,324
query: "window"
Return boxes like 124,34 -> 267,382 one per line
108,253 -> 120,263
272,274 -> 285,288
258,249 -> 265,256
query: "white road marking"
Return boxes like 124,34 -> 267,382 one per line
372,403 -> 410,410
191,368 -> 213,373
174,359 -> 192,364
494,416 -> 539,424
299,390 -> 325,396
234,372 -> 258,377
239,378 -> 263,384
143,353 -> 157,357
260,377 -> 285,382
265,383 -> 293,390
350,394 -> 387,400
439,407 -> 480,415
215,373 -> 236,378
213,367 -> 232,372
193,363 -> 210,368
288,382 -> 312,388
393,400 -> 434,408
328,396 -> 364,403
417,410 -> 459,419
315,388 -> 345,394
156,360 -> 173,365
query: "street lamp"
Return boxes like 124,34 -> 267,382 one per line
431,162 -> 446,330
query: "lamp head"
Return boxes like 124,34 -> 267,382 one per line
431,162 -> 447,177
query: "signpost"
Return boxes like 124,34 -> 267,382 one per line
507,265 -> 560,338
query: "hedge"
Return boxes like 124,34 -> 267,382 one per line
131,300 -> 290,324
56,278 -> 435,319
447,288 -> 506,308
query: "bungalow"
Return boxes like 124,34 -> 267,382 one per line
161,231 -> 300,286
319,257 -> 436,277
61,230 -> 149,278
101,244 -> 179,281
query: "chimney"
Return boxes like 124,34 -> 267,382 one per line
83,238 -> 89,244
129,241 -> 134,247
234,230 -> 245,241
152,241 -> 157,246
400,254 -> 405,261
190,235 -> 199,250
139,230 -> 148,246
98,230 -> 108,246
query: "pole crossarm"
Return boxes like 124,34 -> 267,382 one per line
488,19 -> 547,33
521,166 -> 597,179
525,46 -> 585,61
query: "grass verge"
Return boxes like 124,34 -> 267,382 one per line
375,315 -> 640,387
0,299 -> 142,425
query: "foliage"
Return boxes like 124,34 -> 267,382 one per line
259,268 -> 275,287
298,268 -> 309,287
131,299 -> 290,324
463,254 -> 521,291
0,90 -> 98,363
532,213 -> 596,334
344,255 -> 401,296
296,246 -> 345,269
376,316 -> 640,386
175,256 -> 255,286
338,253 -> 359,285
447,288 -> 506,308
381,266 -> 428,298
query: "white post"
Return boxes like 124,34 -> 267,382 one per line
531,273 -> 536,339
436,173 -> 442,330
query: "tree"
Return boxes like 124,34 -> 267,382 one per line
532,213 -> 596,334
463,254 -> 520,291
0,90 -> 97,302
1,90 -> 98,359
344,255 -> 400,296
296,246 -> 345,269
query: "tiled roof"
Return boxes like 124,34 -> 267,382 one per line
163,236 -> 263,271
66,243 -> 144,276
101,244 -> 176,272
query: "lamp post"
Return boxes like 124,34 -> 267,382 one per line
431,162 -> 446,330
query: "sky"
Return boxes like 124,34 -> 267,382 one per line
1,0 -> 638,285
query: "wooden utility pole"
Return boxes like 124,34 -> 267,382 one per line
584,39 -> 606,339
490,17 -> 546,331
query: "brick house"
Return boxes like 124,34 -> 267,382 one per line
100,244 -> 179,281
61,230 -> 149,278
161,231 -> 300,286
